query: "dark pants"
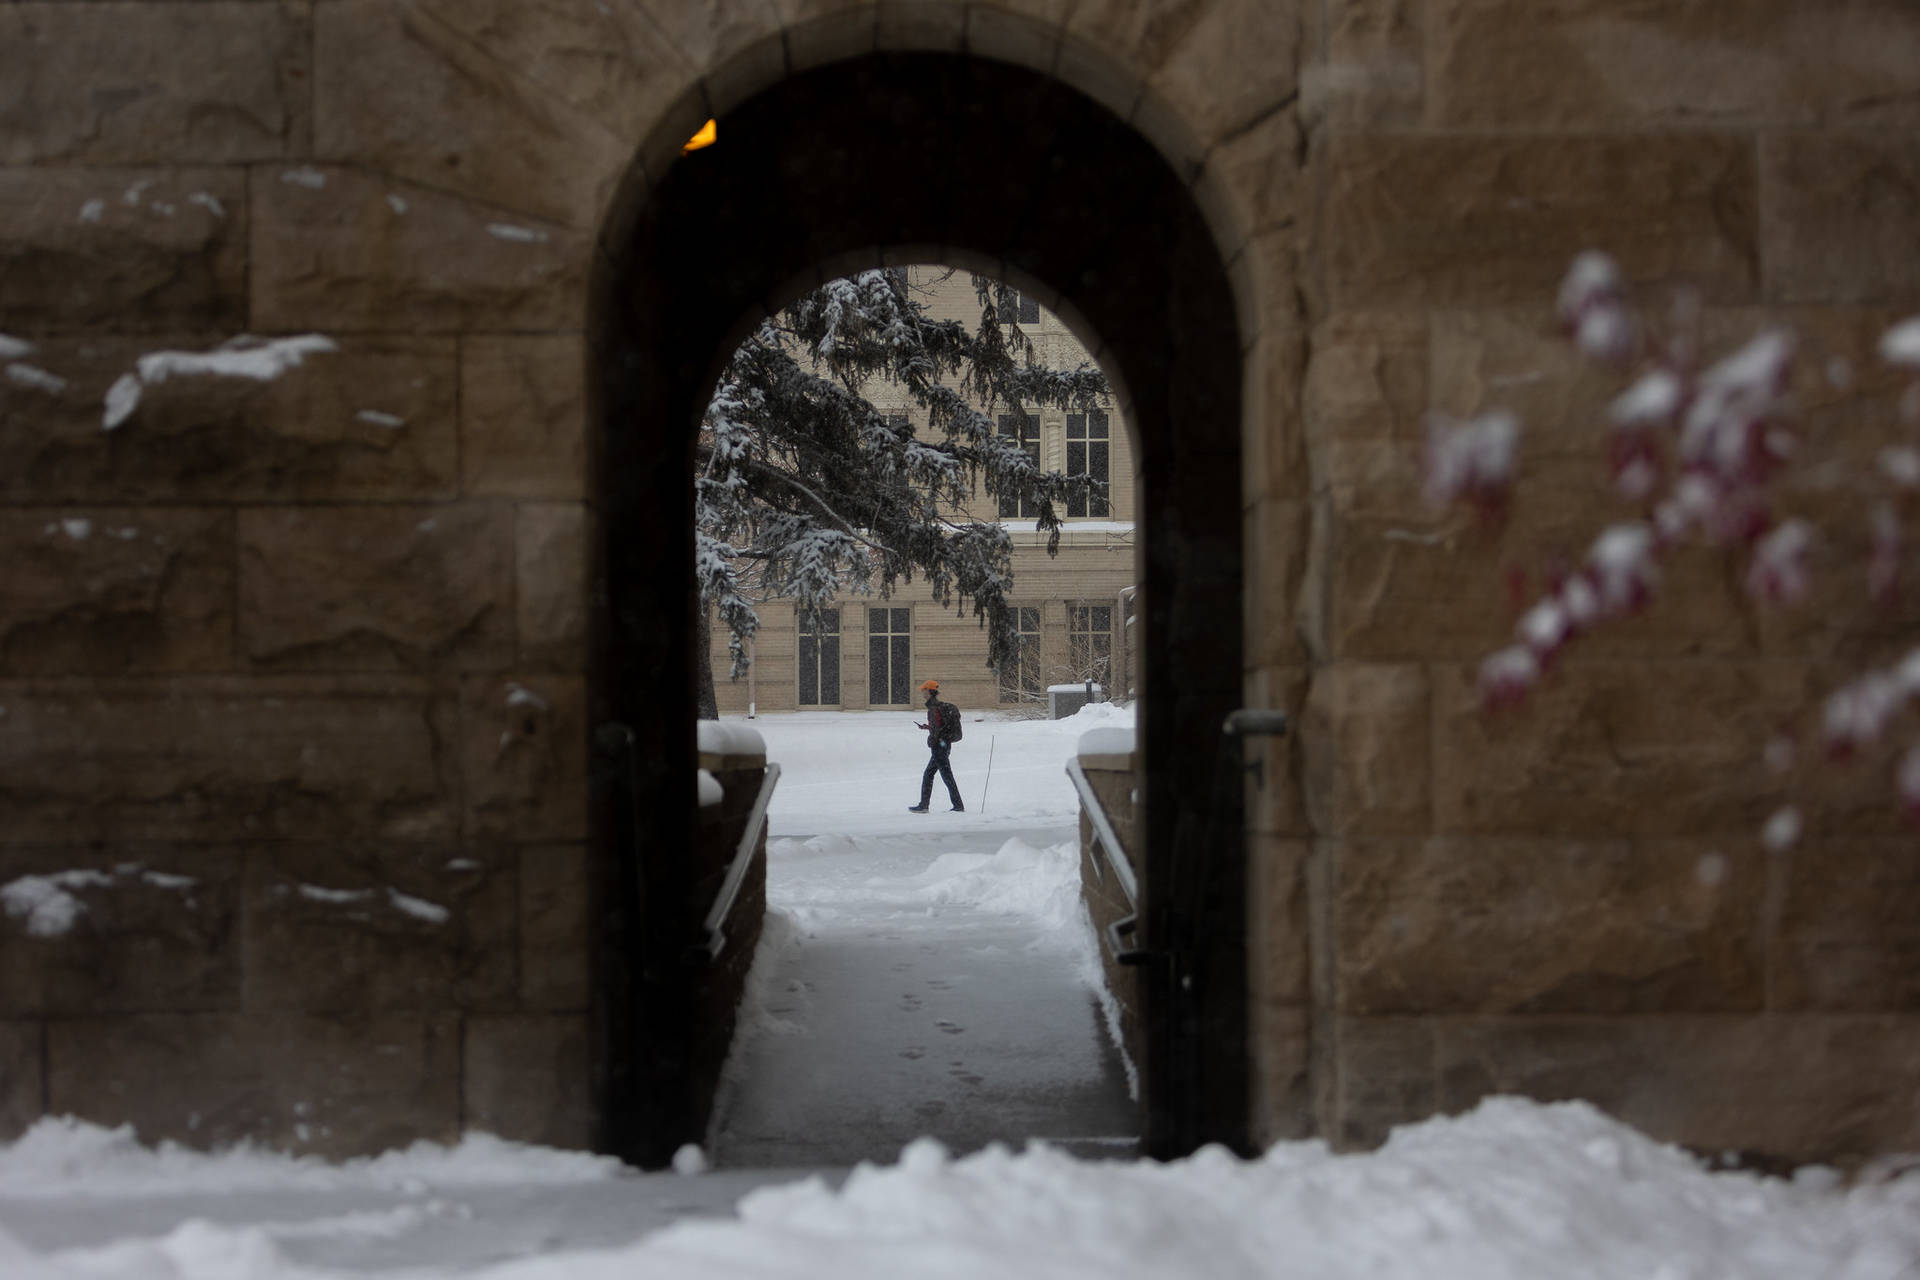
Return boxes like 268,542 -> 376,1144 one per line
920,741 -> 962,808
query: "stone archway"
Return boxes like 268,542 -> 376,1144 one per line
589,51 -> 1248,1167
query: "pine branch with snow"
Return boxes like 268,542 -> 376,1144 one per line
695,269 -> 1111,687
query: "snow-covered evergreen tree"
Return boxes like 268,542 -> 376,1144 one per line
695,269 -> 1110,708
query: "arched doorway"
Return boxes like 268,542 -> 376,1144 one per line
589,51 -> 1246,1167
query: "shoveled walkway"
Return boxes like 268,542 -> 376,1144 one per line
706,822 -> 1139,1168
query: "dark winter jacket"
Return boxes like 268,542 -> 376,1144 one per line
924,698 -> 960,748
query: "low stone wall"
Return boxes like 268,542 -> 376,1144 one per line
1076,740 -> 1146,1083
685,736 -> 771,1148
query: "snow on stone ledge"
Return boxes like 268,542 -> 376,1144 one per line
1077,726 -> 1136,760
102,334 -> 337,431
697,769 -> 724,807
697,721 -> 766,761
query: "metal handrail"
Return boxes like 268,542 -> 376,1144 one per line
697,761 -> 781,962
1066,756 -> 1148,965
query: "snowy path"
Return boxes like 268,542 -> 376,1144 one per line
707,830 -> 1137,1166
708,709 -> 1140,1166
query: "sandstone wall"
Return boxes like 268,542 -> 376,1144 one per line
2,0 -> 1912,1166
1276,0 -> 1920,1160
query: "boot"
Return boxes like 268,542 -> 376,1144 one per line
950,801 -> 965,812
907,803 -> 929,813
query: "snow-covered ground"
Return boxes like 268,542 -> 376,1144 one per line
710,706 -> 1138,1166
3,707 -> 1917,1278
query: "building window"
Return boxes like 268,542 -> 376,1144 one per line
1012,290 -> 1040,325
998,606 -> 1042,704
997,412 -> 1040,519
1066,410 -> 1111,518
1067,602 -> 1113,688
868,606 -> 913,706
797,608 -> 841,706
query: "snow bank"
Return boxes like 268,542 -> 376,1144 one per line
902,837 -> 1085,932
643,1099 -> 1920,1280
697,722 -> 766,758
0,1119 -> 624,1199
12,1099 -> 1906,1278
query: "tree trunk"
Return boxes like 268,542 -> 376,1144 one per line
694,592 -> 720,720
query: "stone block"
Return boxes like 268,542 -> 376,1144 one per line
1202,106 -> 1304,274
239,505 -> 514,672
461,336 -> 588,500
314,1 -> 627,228
412,0 -> 696,139
1762,134 -> 1920,305
0,1022 -> 40,1139
643,0 -> 787,77
1335,837 -> 1765,1017
1324,482 -> 1754,664
1431,660 -> 1809,837
1773,839 -> 1920,1012
1322,134 -> 1758,310
47,1013 -> 460,1155
1241,665 -> 1307,838
1427,0 -> 1920,132
1301,663 -> 1429,837
462,1014 -> 592,1148
1248,1003 -> 1310,1146
463,676 -> 589,841
1332,1015 -> 1434,1149
1302,310 -> 1426,503
0,335 -> 458,504
0,168 -> 245,329
1140,0 -> 1298,160
520,844 -> 590,1011
249,166 -> 587,333
1243,498 -> 1308,670
1307,0 -> 1424,131
1433,1014 -> 1920,1161
0,846 -> 241,1016
0,677 -> 460,844
1247,835 -> 1309,1008
0,509 -> 232,675
0,3 -> 310,164
243,844 -> 516,1013
1240,292 -> 1307,507
516,504 -> 591,672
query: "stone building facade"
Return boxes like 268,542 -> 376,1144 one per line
0,1 -> 1916,1165
708,265 -> 1140,715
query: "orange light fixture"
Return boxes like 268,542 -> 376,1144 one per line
682,118 -> 718,154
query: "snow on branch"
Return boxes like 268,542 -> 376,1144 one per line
1434,252 -> 1920,837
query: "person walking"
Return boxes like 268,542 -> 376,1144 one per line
907,678 -> 965,813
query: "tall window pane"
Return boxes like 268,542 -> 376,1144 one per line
798,608 -> 841,706
1068,602 -> 1113,688
1066,410 -> 1111,518
999,606 -> 1042,703
997,412 -> 1040,519
868,607 -> 912,705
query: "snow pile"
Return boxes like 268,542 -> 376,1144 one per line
697,722 -> 767,758
0,871 -> 112,937
902,837 -> 1086,931
630,1100 -> 1920,1279
10,1100 -> 1909,1278
0,1120 -> 624,1200
1075,726 -> 1135,759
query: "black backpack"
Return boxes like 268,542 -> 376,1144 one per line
940,701 -> 963,743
